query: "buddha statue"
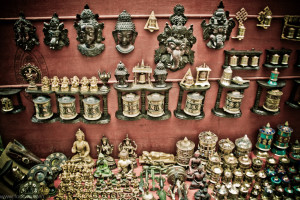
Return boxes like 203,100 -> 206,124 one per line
187,150 -> 202,180
97,135 -> 116,169
94,153 -> 112,178
117,149 -> 134,179
189,165 -> 207,189
70,129 -> 94,168
141,151 -> 175,163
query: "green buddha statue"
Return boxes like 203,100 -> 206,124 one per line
94,153 -> 112,178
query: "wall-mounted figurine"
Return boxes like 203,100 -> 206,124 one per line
201,1 -> 235,49
257,6 -> 272,29
232,8 -> 248,40
115,61 -> 129,88
74,4 -> 105,57
155,4 -> 196,71
20,63 -> 41,91
281,16 -> 300,41
144,11 -> 159,32
112,10 -> 138,54
13,12 -> 39,51
43,13 -> 69,50
153,61 -> 168,88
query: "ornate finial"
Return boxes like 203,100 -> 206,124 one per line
19,11 -> 25,19
285,121 -> 289,126
218,1 -> 224,9
266,123 -> 270,128
170,4 -> 187,26
84,4 -> 89,9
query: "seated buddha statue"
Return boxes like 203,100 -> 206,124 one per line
117,149 -> 134,179
93,153 -> 112,178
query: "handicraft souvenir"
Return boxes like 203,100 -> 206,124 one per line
187,150 -> 201,180
206,152 -> 221,173
183,92 -> 204,116
289,140 -> 300,164
41,76 -> 50,92
155,4 -> 196,71
235,134 -> 252,157
255,123 -> 275,158
263,48 -> 292,69
58,96 -> 77,120
268,68 -> 280,86
33,96 -> 53,120
198,131 -> 218,163
262,89 -> 283,112
20,63 -> 41,91
166,166 -> 188,200
189,165 -> 206,189
97,135 -> 116,169
82,96 -> 101,120
232,8 -> 248,40
271,121 -> 293,156
60,76 -> 70,92
176,137 -> 195,166
257,6 -> 272,29
112,10 -> 138,54
210,165 -> 223,184
13,12 -> 39,51
93,153 -> 112,178
281,15 -> 300,41
195,64 -> 211,87
144,11 -> 159,32
153,61 -> 168,88
44,152 -> 67,179
238,155 -> 252,170
147,93 -> 165,117
117,149 -> 134,178
80,77 -> 90,92
218,138 -> 235,158
43,13 -> 69,50
0,97 -> 13,112
118,135 -> 138,168
132,60 -> 153,88
222,153 -> 238,171
74,4 -> 105,57
19,180 -> 40,199
51,76 -> 60,92
220,66 -> 232,86
115,61 -> 129,88
223,90 -> 244,114
70,76 -> 80,92
201,1 -> 235,49
89,76 -> 98,92
98,71 -> 111,93
233,168 -> 243,187
122,93 -> 140,117
139,151 -> 175,165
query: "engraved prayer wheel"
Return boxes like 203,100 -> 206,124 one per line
184,92 -> 204,116
233,168 -> 244,187
220,66 -> 232,86
1,97 -> 14,112
82,96 -> 101,120
176,137 -> 195,166
235,135 -> 252,157
244,168 -> 255,184
198,131 -> 218,163
229,55 -> 238,66
281,54 -> 289,65
122,93 -> 140,117
251,56 -> 259,67
33,96 -> 53,120
271,54 -> 279,65
263,89 -> 283,112
272,121 -> 293,156
58,96 -> 77,120
223,91 -> 244,114
210,165 -> 223,184
223,168 -> 233,184
255,123 -> 275,158
252,157 -> 263,172
240,55 -> 249,67
147,93 -> 164,117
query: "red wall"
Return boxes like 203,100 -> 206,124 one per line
0,0 -> 299,158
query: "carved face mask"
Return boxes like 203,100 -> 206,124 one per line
84,25 -> 95,46
166,38 -> 187,69
117,30 -> 133,47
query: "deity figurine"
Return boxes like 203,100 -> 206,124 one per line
187,150 -> 202,180
118,135 -> 138,168
70,129 -> 95,168
43,13 -> 69,50
189,165 -> 207,189
93,153 -> 112,179
115,61 -> 129,88
51,76 -> 60,91
201,1 -> 235,49
71,76 -> 80,92
117,149 -> 134,179
97,135 -> 116,169
154,4 -> 196,72
74,4 -> 105,57
154,61 -> 168,88
20,63 -> 41,91
141,151 -> 175,164
60,76 -> 70,92
112,10 -> 138,54
89,76 -> 98,92
80,77 -> 90,92
41,76 -> 50,91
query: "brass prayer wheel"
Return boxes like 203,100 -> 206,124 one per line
240,55 -> 249,67
33,96 -> 53,120
1,97 -> 14,112
223,90 -> 244,114
235,134 -> 252,157
233,168 -> 244,187
198,131 -> 218,163
58,96 -> 77,120
223,153 -> 238,170
82,96 -> 101,120
229,55 -> 238,66
271,54 -> 280,65
122,93 -> 140,117
238,155 -> 252,170
147,93 -> 164,117
281,54 -> 289,65
251,56 -> 259,67
263,90 -> 283,112
252,157 -> 263,172
206,152 -> 221,173
176,137 -> 195,166
218,138 -> 235,158
184,92 -> 204,116
210,165 -> 223,184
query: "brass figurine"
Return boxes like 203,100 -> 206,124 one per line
139,151 -> 175,164
13,12 -> 39,51
51,76 -> 60,91
20,63 -> 41,91
43,13 -> 69,50
60,76 -> 70,92
118,135 -> 137,168
122,93 -> 140,117
93,153 -> 112,178
41,76 -> 50,91
115,61 -> 129,88
180,68 -> 194,88
97,135 -> 116,169
112,10 -> 138,54
187,150 -> 201,180
117,149 -> 134,179
144,11 -> 159,32
257,6 -> 272,29
80,76 -> 90,92
89,76 -> 98,92
132,60 -> 153,88
201,1 -> 235,49
74,4 -> 105,57
195,63 -> 211,87
155,4 -> 196,71
70,76 -> 80,92
232,8 -> 248,40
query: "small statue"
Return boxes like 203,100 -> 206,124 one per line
112,10 -> 138,54
60,76 -> 70,92
80,77 -> 90,92
70,129 -> 95,168
115,61 -> 129,88
187,150 -> 202,180
41,76 -> 50,91
117,149 -> 134,179
118,135 -> 137,167
97,135 -> 117,169
20,63 -> 41,91
89,76 -> 98,92
154,61 -> 168,88
141,151 -> 175,164
201,1 -> 236,49
71,76 -> 80,92
189,165 -> 207,189
43,13 -> 69,50
74,4 -> 105,57
94,153 -> 112,178
51,76 -> 60,91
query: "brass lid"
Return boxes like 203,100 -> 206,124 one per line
147,93 -> 164,101
266,157 -> 277,165
176,137 -> 195,151
198,131 -> 218,145
219,138 -> 235,151
227,91 -> 244,99
233,168 -> 243,176
257,170 -> 267,179
122,93 -> 140,101
83,96 -> 100,104
245,169 -> 255,177
33,96 -> 51,104
267,89 -> 283,96
229,185 -> 239,195
212,165 -> 223,174
239,155 -> 252,165
187,92 -> 204,101
58,96 -> 76,103
235,134 -> 252,150
252,157 -> 263,166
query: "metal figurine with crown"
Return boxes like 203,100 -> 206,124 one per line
112,10 -> 138,54
155,4 -> 196,71
74,4 -> 105,57
115,61 -> 129,88
255,123 -> 276,158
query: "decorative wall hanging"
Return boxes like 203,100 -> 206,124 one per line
74,4 -> 105,57
144,11 -> 159,32
43,13 -> 69,50
0,89 -> 25,114
271,122 -> 293,156
175,64 -> 211,120
114,60 -> 172,121
223,48 -> 262,70
254,123 -> 275,158
13,12 -> 39,51
20,63 -> 41,91
281,15 -> 300,41
257,6 -> 272,29
154,4 -> 196,71
112,10 -> 138,54
285,79 -> 300,109
251,80 -> 286,116
232,8 -> 248,40
263,48 -> 292,69
201,1 -> 235,49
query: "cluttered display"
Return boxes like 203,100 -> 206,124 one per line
0,122 -> 299,199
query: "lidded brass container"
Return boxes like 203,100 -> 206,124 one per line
266,157 -> 277,170
210,165 -> 223,184
244,168 -> 255,184
238,155 -> 252,170
82,96 -> 101,120
198,131 -> 218,163
206,152 -> 221,173
235,134 -> 252,157
272,121 -> 293,156
263,89 -> 283,112
252,157 -> 263,172
255,123 -> 275,158
122,93 -> 140,117
176,137 -> 195,166
33,96 -> 53,120
256,170 -> 267,183
220,66 -> 232,86
218,138 -> 235,158
233,168 -> 244,188
147,93 -> 164,117
1,97 -> 14,112
223,153 -> 238,170
184,92 -> 204,116
223,91 -> 244,114
58,96 -> 77,120
223,168 -> 233,184
228,185 -> 239,199
240,182 -> 250,197
217,185 -> 228,200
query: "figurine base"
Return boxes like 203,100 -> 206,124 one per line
174,109 -> 205,120
116,110 -> 171,121
285,101 -> 300,109
254,149 -> 270,158
251,106 -> 280,116
59,115 -> 81,124
31,113 -> 58,123
212,108 -> 242,118
81,114 -> 111,124
263,64 -> 289,69
223,65 -> 259,70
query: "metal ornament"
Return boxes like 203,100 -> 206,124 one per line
144,11 -> 159,32
20,63 -> 41,90
13,12 -> 39,51
184,92 -> 204,116
180,68 -> 194,88
198,131 -> 218,163
206,152 -> 221,173
132,60 -> 153,88
43,13 -> 69,50
281,16 -> 300,41
44,152 -> 67,178
122,93 -> 140,117
98,71 -> 111,92
1,97 -> 14,112
263,89 -> 283,112
19,180 -> 40,199
58,96 -> 77,120
51,76 -> 60,91
80,76 -> 90,92
147,93 -> 165,117
255,123 -> 275,158
268,68 -> 280,86
33,96 -> 53,120
257,6 -> 272,29
41,76 -> 50,92
74,4 -> 105,57
201,1 -> 235,49
112,10 -> 138,54
223,153 -> 238,171
82,96 -> 102,120
60,76 -> 70,92
70,76 -> 80,92
155,4 -> 196,71
235,134 -> 252,157
210,165 -> 223,184
154,61 -> 168,88
176,137 -> 195,166
89,76 -> 98,92
115,61 -> 130,88
195,63 -> 211,87
218,138 -> 235,158
220,66 -> 232,86
223,90 -> 244,114
232,8 -> 248,40
272,121 -> 293,156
